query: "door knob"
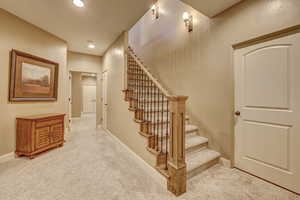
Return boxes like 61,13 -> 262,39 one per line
235,111 -> 241,116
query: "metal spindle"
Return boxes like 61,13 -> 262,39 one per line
138,68 -> 140,111
135,63 -> 137,109
165,100 -> 169,169
154,86 -> 156,150
142,72 -> 145,121
160,94 -> 164,153
150,81 -> 154,142
156,87 -> 159,151
147,77 -> 150,127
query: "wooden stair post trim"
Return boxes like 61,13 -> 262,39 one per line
126,47 -> 172,97
166,96 -> 188,196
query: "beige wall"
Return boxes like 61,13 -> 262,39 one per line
71,72 -> 82,118
102,33 -> 156,166
67,51 -> 102,125
68,51 -> 102,74
129,0 -> 300,160
0,9 -> 68,156
82,76 -> 97,86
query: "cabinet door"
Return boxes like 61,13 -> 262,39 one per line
50,123 -> 64,144
35,127 -> 51,150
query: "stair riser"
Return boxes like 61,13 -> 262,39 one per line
186,143 -> 208,153
187,157 -> 220,179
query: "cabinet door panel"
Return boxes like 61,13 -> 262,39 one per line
35,127 -> 51,150
51,123 -> 63,144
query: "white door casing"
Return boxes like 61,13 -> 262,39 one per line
82,85 -> 96,113
234,32 -> 300,193
68,72 -> 72,128
102,71 -> 108,129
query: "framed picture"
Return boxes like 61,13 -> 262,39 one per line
9,50 -> 59,102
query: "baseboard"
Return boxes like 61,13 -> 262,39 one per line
0,152 -> 15,164
219,157 -> 231,168
102,127 -> 166,186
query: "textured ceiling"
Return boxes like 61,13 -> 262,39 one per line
180,0 -> 242,17
0,0 -> 152,55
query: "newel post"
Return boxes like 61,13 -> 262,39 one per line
167,96 -> 188,196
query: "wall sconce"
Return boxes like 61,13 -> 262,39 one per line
151,4 -> 159,19
182,12 -> 193,32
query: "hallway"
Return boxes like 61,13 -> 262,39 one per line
0,114 -> 298,200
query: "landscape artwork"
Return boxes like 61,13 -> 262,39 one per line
9,50 -> 59,102
21,63 -> 51,94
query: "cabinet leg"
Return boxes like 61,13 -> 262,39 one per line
29,155 -> 35,159
15,152 -> 22,157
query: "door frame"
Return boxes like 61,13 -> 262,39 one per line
68,72 -> 72,131
101,69 -> 108,129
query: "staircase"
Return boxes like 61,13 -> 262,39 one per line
123,47 -> 221,196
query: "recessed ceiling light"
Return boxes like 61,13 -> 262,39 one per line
73,0 -> 84,8
88,41 -> 96,49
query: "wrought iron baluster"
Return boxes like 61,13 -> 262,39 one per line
160,93 -> 164,153
165,100 -> 169,169
156,87 -> 159,151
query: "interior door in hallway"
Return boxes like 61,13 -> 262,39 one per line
83,85 -> 96,113
68,72 -> 72,128
234,32 -> 300,193
102,71 -> 108,129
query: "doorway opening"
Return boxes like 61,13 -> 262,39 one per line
69,71 -> 99,129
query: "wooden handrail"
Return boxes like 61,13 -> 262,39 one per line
127,47 -> 172,98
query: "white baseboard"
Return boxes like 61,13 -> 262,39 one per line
102,127 -> 166,186
219,157 -> 231,168
0,152 -> 15,164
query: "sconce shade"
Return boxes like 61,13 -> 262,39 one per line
182,12 -> 190,20
151,4 -> 159,19
182,12 -> 193,32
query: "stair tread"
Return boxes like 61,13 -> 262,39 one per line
187,148 -> 220,172
186,135 -> 208,149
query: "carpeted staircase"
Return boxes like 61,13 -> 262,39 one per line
123,47 -> 221,195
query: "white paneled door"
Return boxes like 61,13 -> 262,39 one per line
83,85 -> 96,113
234,32 -> 300,193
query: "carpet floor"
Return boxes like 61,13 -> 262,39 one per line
0,114 -> 299,200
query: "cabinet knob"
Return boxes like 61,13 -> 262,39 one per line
235,111 -> 241,116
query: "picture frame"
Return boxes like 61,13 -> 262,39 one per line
9,50 -> 59,102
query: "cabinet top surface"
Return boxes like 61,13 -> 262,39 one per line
17,113 -> 65,120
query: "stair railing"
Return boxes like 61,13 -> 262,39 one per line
124,46 -> 188,196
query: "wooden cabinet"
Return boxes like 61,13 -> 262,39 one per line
16,113 -> 65,159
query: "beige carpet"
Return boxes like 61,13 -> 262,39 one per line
0,114 -> 299,200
